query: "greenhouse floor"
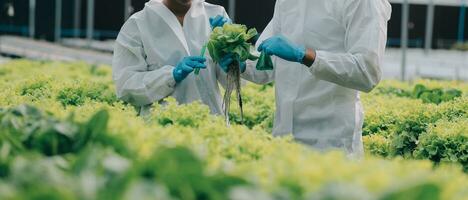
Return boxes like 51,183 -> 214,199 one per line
0,56 -> 9,64
382,48 -> 468,81
0,36 -> 112,65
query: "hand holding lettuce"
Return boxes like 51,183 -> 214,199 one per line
205,24 -> 273,125
207,24 -> 273,71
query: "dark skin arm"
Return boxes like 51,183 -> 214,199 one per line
302,48 -> 317,67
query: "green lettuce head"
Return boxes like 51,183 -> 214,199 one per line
207,24 -> 259,63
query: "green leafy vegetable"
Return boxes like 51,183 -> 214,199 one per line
0,105 -> 125,157
207,24 -> 260,125
207,24 -> 258,63
375,84 -> 462,104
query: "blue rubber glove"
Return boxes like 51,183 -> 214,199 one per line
173,56 -> 206,83
209,15 -> 230,29
219,54 -> 246,73
258,35 -> 306,63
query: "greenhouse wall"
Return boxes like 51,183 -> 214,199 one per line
0,0 -> 466,48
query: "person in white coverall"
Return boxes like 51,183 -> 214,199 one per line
112,0 -> 230,115
220,0 -> 392,157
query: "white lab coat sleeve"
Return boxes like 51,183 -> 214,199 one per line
112,18 -> 176,106
240,0 -> 281,84
309,0 -> 391,92
240,59 -> 275,84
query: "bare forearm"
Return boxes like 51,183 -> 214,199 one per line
302,48 -> 316,67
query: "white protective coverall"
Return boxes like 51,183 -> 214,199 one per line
242,0 -> 392,157
113,0 -> 229,115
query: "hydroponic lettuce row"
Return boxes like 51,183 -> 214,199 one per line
374,83 -> 462,104
0,60 -> 467,200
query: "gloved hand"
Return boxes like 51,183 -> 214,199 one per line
219,54 -> 246,73
258,35 -> 306,63
209,15 -> 230,29
173,56 -> 206,83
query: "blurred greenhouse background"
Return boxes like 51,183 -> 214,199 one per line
0,0 -> 467,80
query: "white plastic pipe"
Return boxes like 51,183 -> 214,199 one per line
86,0 -> 95,44
124,0 -> 132,21
73,0 -> 82,38
228,0 -> 236,22
401,0 -> 409,81
55,0 -> 62,42
29,0 -> 36,38
424,0 -> 435,53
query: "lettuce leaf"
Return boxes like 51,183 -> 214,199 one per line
207,24 -> 259,63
